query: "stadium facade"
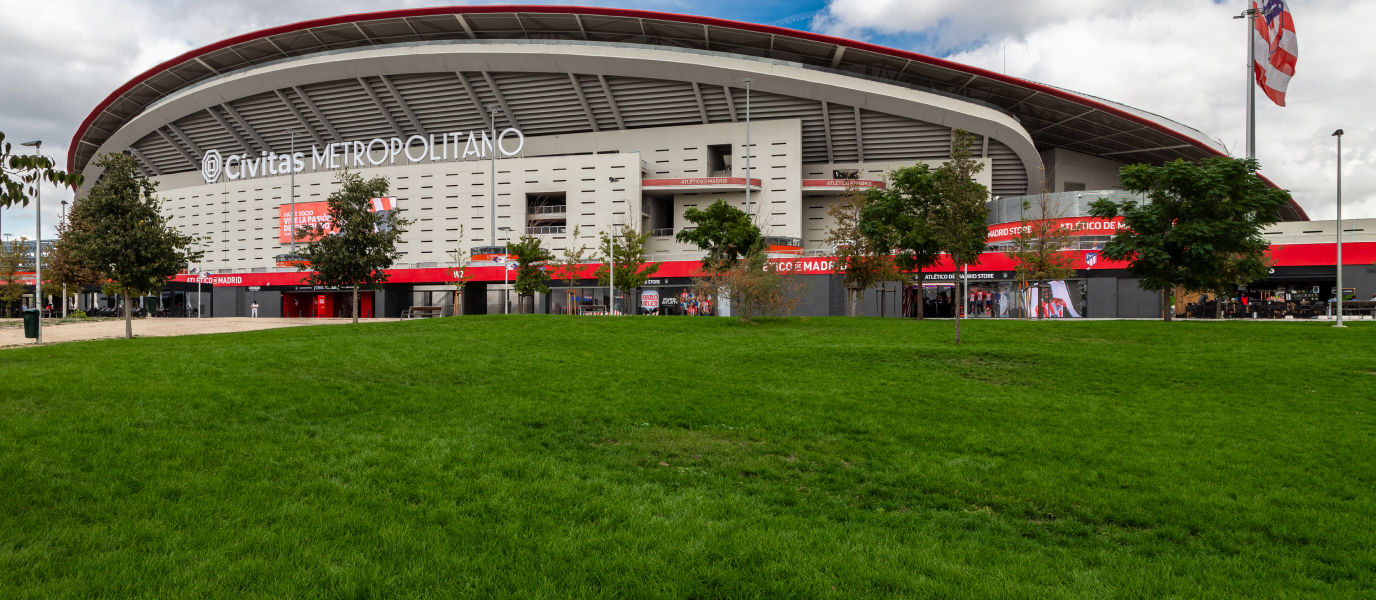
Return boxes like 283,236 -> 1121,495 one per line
67,6 -> 1374,319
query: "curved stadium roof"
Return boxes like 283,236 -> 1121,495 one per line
70,5 -> 1306,220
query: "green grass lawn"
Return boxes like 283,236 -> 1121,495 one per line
1,317 -> 1373,599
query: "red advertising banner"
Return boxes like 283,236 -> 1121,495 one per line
278,197 -> 397,243
986,217 -> 1127,243
801,179 -> 886,189
641,177 -> 762,188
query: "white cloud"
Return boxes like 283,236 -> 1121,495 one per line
817,0 -> 1373,220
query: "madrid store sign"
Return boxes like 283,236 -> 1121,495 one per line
200,128 -> 525,183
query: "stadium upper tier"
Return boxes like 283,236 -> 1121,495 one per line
69,5 -> 1306,220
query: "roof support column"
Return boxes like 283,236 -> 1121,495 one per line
481,71 -> 520,129
597,75 -> 626,130
568,73 -> 599,132
273,90 -> 326,147
378,75 -> 427,137
821,102 -> 834,164
358,77 -> 406,138
691,82 -> 709,125
853,106 -> 865,163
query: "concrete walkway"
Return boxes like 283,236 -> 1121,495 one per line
0,317 -> 366,348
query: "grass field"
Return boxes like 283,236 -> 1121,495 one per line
1,317 -> 1373,598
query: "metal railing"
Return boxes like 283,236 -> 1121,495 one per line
527,226 -> 567,235
528,205 -> 567,215
649,228 -> 674,237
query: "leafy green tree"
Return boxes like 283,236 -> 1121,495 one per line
931,129 -> 991,343
68,153 -> 201,339
1089,157 -> 1289,321
1005,180 -> 1078,319
0,236 -> 28,317
594,225 -> 661,315
553,225 -> 591,314
0,131 -> 83,209
860,164 -> 941,318
676,199 -> 762,273
295,170 -> 409,324
45,206 -> 105,315
506,234 -> 555,313
828,184 -> 902,317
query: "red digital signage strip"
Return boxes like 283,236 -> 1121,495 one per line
171,242 -> 1376,288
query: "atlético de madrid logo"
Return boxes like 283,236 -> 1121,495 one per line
1084,251 -> 1099,267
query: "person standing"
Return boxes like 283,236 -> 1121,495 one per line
250,300 -> 259,318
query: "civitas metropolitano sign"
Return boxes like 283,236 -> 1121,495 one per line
200,129 -> 525,183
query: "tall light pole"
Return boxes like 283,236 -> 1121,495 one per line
286,129 -> 301,257
60,200 -> 68,318
1333,129 -> 1345,328
608,176 -> 624,315
741,78 -> 754,219
20,140 -> 42,343
489,105 -> 500,247
195,238 -> 206,319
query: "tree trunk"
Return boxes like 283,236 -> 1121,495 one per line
1163,288 -> 1173,322
123,291 -> 132,340
953,254 -> 962,344
352,286 -> 359,324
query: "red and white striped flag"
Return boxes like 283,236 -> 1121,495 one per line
1251,0 -> 1298,106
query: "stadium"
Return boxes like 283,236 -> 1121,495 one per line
68,5 -> 1372,319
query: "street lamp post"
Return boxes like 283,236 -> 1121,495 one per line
20,140 -> 42,343
741,78 -> 754,219
60,199 -> 68,318
489,106 -> 500,247
608,176 -> 624,315
1333,129 -> 1345,328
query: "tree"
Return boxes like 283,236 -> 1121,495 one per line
45,205 -> 105,315
68,153 -> 201,339
826,185 -> 901,316
506,234 -> 555,313
1004,177 -> 1078,319
0,236 -> 28,317
445,225 -> 472,316
552,225 -> 591,314
594,225 -> 661,315
0,131 -> 83,209
860,164 -> 941,318
1089,157 -> 1289,322
676,199 -> 762,273
295,169 -> 409,324
699,241 -> 808,321
930,129 -> 991,344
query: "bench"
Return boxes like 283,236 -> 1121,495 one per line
402,306 -> 444,320
579,305 -> 608,315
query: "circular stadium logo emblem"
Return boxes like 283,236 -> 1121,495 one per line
201,150 -> 222,183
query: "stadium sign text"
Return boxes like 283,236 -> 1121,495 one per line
201,128 -> 525,183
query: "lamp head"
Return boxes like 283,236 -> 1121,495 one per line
1333,129 -> 1344,137
609,176 -> 623,183
20,140 -> 40,147
741,78 -> 754,85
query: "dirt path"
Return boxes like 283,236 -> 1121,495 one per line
0,317 -> 369,348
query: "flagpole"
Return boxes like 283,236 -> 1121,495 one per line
1236,4 -> 1259,160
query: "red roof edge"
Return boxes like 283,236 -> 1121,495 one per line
69,4 -> 1307,220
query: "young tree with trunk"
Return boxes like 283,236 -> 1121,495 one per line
827,185 -> 901,316
553,225 -> 591,314
1088,157 -> 1289,321
67,153 -> 201,339
294,170 -> 409,324
1005,180 -> 1078,319
46,206 -> 105,316
860,164 -> 941,319
507,235 -> 555,313
931,129 -> 991,344
445,225 -> 472,316
594,224 -> 661,315
0,236 -> 28,317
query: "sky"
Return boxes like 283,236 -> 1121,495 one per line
1,0 -> 1367,239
